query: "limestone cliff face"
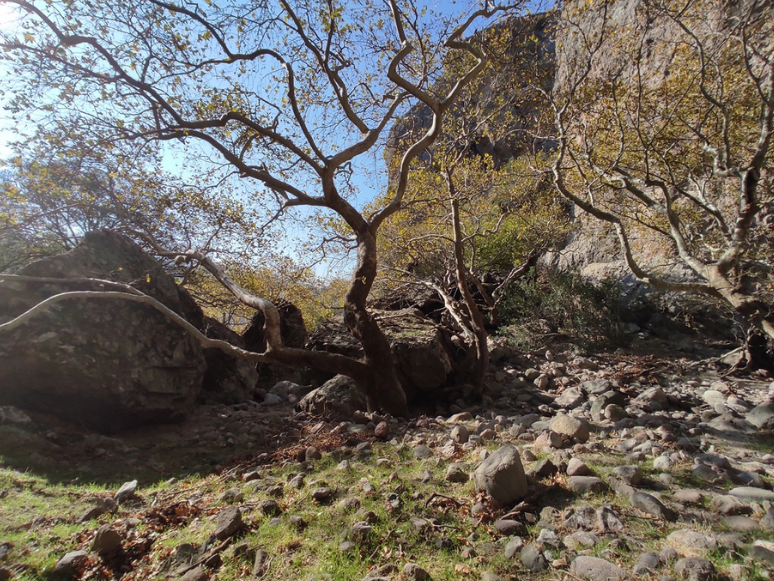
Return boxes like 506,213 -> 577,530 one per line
387,10 -> 558,169
548,0 -> 772,284
392,0 -> 771,298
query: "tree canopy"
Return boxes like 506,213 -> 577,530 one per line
0,0 -> 532,415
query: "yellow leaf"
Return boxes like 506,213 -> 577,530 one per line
146,274 -> 151,283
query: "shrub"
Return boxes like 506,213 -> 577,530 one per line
497,268 -> 630,351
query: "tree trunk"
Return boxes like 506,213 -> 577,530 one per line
706,266 -> 774,369
343,228 -> 409,417
707,266 -> 774,341
450,195 -> 489,397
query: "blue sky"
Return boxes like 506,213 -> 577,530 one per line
0,0 -> 553,278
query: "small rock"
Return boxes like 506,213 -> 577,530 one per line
504,536 -> 524,558
674,557 -> 716,581
473,445 -> 528,505
534,458 -> 557,478
350,521 -> 372,542
305,446 -> 322,461
263,393 -> 283,406
750,539 -> 774,564
179,566 -> 209,581
724,516 -> 759,532
570,556 -> 627,581
631,491 -> 677,521
535,431 -> 563,448
446,464 -> 469,483
520,545 -> 546,572
673,490 -> 705,505
653,455 -> 675,471
494,519 -> 525,535
215,506 -> 243,540
596,505 -> 624,533
549,413 -> 590,443
556,388 -> 584,409
729,487 -> 774,502
402,563 -> 430,581
114,480 -> 138,502
667,529 -> 717,558
413,445 -> 433,459
567,476 -> 607,495
337,497 -> 361,511
259,499 -> 281,515
449,412 -> 474,422
221,487 -> 243,503
375,421 -> 390,438
712,495 -> 752,516
613,465 -> 642,485
451,425 -> 469,444
53,550 -> 89,575
289,515 -> 307,530
633,552 -> 662,576
746,401 -> 774,429
567,458 -> 591,476
312,487 -> 333,503
253,549 -> 269,576
91,524 -> 122,556
604,404 -> 627,422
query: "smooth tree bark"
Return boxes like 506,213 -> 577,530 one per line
1,0 -> 527,414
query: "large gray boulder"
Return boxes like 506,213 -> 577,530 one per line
473,445 -> 528,505
296,375 -> 367,420
0,230 -> 206,432
201,317 -> 258,404
243,300 -> 309,389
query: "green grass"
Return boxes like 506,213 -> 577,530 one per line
3,425 -> 774,581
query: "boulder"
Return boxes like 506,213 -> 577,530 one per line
306,310 -> 472,401
473,445 -> 528,505
242,300 -> 308,351
200,317 -> 258,404
296,375 -> 367,420
243,300 -> 309,388
0,231 -> 206,432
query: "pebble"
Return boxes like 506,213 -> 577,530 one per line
750,539 -> 774,564
413,445 -> 432,459
504,536 -> 524,558
729,487 -> 774,502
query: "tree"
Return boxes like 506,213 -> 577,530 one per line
0,0 -> 528,415
1,125 -> 265,272
376,10 -> 565,395
549,0 -> 774,360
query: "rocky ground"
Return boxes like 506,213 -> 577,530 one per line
1,346 -> 774,581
